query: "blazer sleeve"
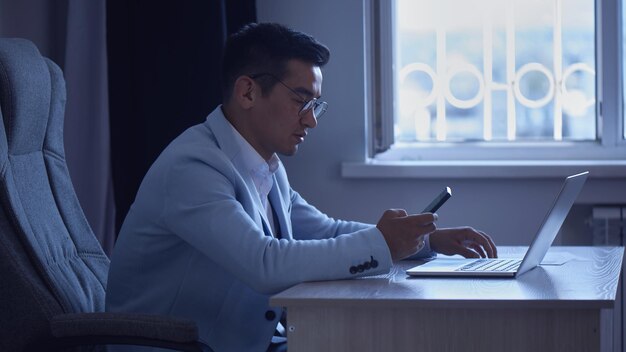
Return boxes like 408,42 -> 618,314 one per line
289,188 -> 436,259
160,152 -> 393,295
288,188 -> 372,240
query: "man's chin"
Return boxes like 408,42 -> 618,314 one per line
278,146 -> 298,157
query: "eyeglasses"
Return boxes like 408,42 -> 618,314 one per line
249,73 -> 328,119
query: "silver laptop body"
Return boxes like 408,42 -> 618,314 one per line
406,171 -> 589,278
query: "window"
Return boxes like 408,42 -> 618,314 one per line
368,0 -> 626,162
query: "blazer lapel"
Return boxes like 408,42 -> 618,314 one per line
205,107 -> 268,231
259,213 -> 274,238
268,176 -> 291,239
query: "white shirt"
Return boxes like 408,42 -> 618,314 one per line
223,114 -> 433,252
227,120 -> 280,236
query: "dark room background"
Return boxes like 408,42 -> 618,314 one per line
107,0 -> 256,233
0,0 -> 256,254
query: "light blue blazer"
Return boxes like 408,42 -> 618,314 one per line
105,107 -> 396,351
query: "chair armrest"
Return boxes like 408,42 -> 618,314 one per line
50,312 -> 206,351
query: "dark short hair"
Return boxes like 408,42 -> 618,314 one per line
221,22 -> 330,102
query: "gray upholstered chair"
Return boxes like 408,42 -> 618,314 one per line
0,38 -> 204,351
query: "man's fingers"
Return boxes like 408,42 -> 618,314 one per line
411,213 -> 438,222
471,243 -> 487,258
394,213 -> 437,238
462,229 -> 497,259
480,231 -> 498,258
463,240 -> 487,258
473,232 -> 496,258
377,208 -> 435,262
395,209 -> 409,217
456,246 -> 480,259
406,213 -> 438,226
382,208 -> 408,219
428,227 -> 499,259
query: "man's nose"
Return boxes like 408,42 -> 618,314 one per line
301,108 -> 318,128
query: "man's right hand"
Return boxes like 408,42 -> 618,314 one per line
376,209 -> 437,261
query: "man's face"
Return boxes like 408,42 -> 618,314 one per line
249,60 -> 322,160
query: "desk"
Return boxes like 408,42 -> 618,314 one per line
270,246 -> 624,352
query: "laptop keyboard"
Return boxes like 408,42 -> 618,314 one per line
457,259 -> 522,272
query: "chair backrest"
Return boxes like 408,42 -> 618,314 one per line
0,38 -> 110,349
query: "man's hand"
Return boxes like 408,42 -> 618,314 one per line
429,227 -> 498,258
376,209 -> 437,261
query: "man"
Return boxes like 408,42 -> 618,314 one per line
106,23 -> 497,352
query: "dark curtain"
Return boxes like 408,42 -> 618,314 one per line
107,0 -> 256,233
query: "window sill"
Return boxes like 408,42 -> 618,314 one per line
341,160 -> 626,178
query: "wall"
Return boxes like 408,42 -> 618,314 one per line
257,0 -> 626,246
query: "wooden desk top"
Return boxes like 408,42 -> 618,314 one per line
271,246 -> 624,309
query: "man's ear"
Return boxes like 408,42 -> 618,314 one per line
233,76 -> 257,110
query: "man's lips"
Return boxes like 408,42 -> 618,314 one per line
294,131 -> 307,142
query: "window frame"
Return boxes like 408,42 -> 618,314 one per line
365,0 -> 626,163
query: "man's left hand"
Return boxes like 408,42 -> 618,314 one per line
429,227 -> 498,258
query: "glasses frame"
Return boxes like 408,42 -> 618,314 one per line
249,73 -> 328,119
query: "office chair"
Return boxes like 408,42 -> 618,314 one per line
0,38 -> 205,351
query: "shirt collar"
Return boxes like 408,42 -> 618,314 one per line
225,118 -> 280,200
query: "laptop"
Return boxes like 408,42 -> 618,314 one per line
406,171 -> 589,278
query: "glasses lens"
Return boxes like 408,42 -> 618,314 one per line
300,100 -> 315,114
298,100 -> 328,118
313,101 -> 328,118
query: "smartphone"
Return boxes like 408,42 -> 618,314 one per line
422,187 -> 452,213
